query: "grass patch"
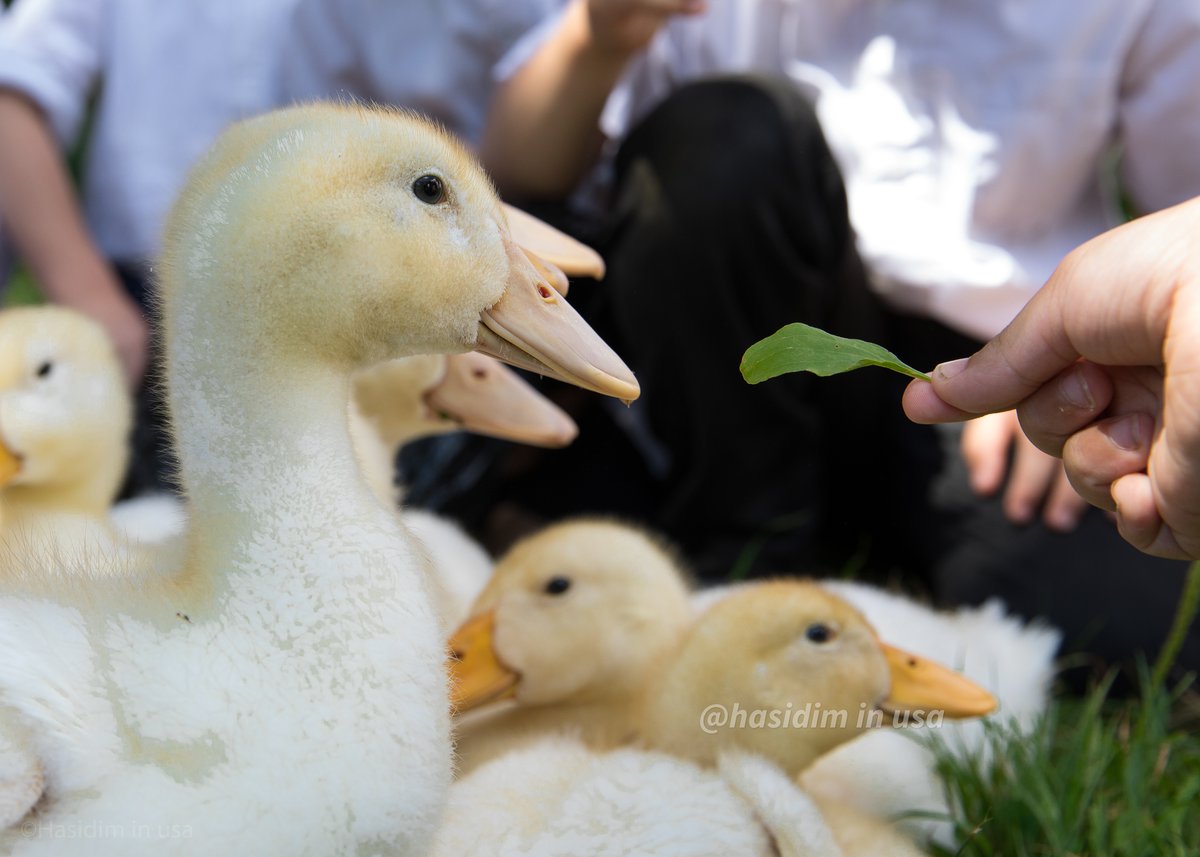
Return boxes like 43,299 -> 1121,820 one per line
931,670 -> 1200,856
4,268 -> 44,307
932,560 -> 1200,855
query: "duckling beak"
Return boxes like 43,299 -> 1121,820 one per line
878,643 -> 998,719
448,610 -> 520,713
425,353 -> 578,448
477,238 -> 639,402
0,437 -> 21,487
503,203 -> 606,280
522,247 -> 571,297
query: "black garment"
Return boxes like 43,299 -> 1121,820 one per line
114,262 -> 177,498
414,76 -> 1197,683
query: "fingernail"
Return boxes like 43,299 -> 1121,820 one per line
1102,414 -> 1145,452
1058,367 -> 1094,411
934,357 -> 969,382
1008,501 -> 1033,526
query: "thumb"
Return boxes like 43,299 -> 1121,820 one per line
903,279 -> 1080,423
907,199 -> 1200,421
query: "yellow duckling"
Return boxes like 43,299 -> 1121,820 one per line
450,518 -> 694,772
0,306 -> 129,524
451,568 -> 995,854
0,305 -> 137,576
350,351 -> 577,507
637,582 -> 995,771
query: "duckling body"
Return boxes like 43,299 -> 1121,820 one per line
451,535 -> 995,855
0,104 -> 636,853
636,582 -> 992,856
404,509 -> 493,630
434,737 -> 833,857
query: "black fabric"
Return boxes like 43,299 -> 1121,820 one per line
594,76 -> 889,578
114,263 -> 177,498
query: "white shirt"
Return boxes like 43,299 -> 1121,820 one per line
280,0 -> 561,149
556,0 -> 1200,339
0,0 -> 301,262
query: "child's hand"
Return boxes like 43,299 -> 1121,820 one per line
583,0 -> 707,59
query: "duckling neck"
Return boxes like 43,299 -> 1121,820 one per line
636,678 -> 828,776
2,478 -> 113,526
167,327 -> 405,578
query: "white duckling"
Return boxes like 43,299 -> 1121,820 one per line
111,201 -> 591,547
0,103 -> 638,854
449,518 -> 694,773
0,306 -> 135,574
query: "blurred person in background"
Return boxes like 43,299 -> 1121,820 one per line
0,0 -> 304,493
0,0 -> 561,495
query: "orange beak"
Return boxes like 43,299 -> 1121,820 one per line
879,643 -> 998,719
448,610 -> 521,713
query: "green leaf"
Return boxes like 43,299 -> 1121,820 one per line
740,322 -> 930,384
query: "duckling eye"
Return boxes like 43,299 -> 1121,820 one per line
412,174 -> 446,205
805,623 -> 835,644
543,576 -> 571,596
35,360 -> 53,380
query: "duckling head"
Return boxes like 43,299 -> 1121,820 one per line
0,306 -> 131,517
160,104 -> 638,399
450,519 -> 693,711
642,581 -> 997,775
354,352 -> 577,450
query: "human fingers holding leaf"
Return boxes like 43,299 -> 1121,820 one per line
903,197 -> 1200,559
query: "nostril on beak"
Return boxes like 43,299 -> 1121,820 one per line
536,284 -> 555,301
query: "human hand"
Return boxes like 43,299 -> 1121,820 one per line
961,410 -> 1088,531
63,268 -> 150,388
903,197 -> 1200,559
582,0 -> 707,59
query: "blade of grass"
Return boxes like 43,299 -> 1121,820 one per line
1151,559 -> 1200,687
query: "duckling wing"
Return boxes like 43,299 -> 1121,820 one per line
0,709 -> 44,829
717,752 -> 845,857
436,738 -> 780,856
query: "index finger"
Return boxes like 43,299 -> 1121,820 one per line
910,200 -> 1199,420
